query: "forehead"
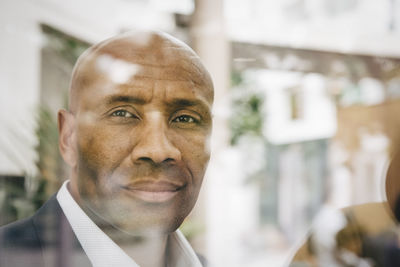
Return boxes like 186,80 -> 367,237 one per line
88,76 -> 211,107
71,33 -> 214,110
77,58 -> 213,112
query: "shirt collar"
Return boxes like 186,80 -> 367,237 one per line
57,180 -> 203,267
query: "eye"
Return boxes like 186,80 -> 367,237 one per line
111,110 -> 134,118
172,115 -> 198,124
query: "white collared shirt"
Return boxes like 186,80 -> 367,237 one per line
57,181 -> 203,267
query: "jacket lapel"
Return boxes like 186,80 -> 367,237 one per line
32,195 -> 92,267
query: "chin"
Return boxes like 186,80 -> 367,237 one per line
110,209 -> 188,237
86,194 -> 195,237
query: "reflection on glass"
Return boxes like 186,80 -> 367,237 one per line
289,151 -> 400,267
0,31 -> 212,267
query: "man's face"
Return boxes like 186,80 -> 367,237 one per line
67,38 -> 213,235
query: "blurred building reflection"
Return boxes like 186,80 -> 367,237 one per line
1,0 -> 400,266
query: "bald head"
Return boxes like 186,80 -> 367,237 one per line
58,31 -> 214,235
69,31 -> 214,113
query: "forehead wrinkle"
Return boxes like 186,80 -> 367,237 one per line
119,64 -> 208,89
116,83 -> 154,103
104,94 -> 149,106
92,38 -> 209,86
111,56 -> 209,87
164,82 -> 212,108
125,75 -> 198,83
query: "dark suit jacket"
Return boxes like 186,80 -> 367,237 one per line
0,195 -> 92,267
0,196 -> 207,267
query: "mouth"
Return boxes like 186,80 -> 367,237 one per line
121,180 -> 186,203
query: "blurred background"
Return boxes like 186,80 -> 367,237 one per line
1,0 -> 400,266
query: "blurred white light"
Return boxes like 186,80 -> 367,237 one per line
96,54 -> 140,84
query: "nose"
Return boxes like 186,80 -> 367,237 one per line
131,114 -> 181,165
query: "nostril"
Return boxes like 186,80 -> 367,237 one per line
163,158 -> 176,164
136,157 -> 153,163
131,129 -> 182,164
135,157 -> 175,166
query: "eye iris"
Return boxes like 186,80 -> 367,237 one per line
114,110 -> 127,117
177,115 -> 193,123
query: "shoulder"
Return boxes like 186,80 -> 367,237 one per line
0,196 -> 61,248
0,196 -> 61,267
0,214 -> 44,267
0,215 -> 39,248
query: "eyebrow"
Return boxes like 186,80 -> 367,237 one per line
170,99 -> 202,107
168,98 -> 212,117
105,95 -> 148,105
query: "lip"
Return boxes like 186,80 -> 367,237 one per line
121,180 -> 186,203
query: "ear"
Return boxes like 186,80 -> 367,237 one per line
58,109 -> 77,167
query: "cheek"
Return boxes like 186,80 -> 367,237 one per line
175,132 -> 210,183
76,124 -> 134,185
78,124 -> 128,163
76,125 -> 132,201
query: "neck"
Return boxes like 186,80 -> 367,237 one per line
94,223 -> 169,267
120,234 -> 169,267
67,181 -> 169,267
99,226 -> 169,267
